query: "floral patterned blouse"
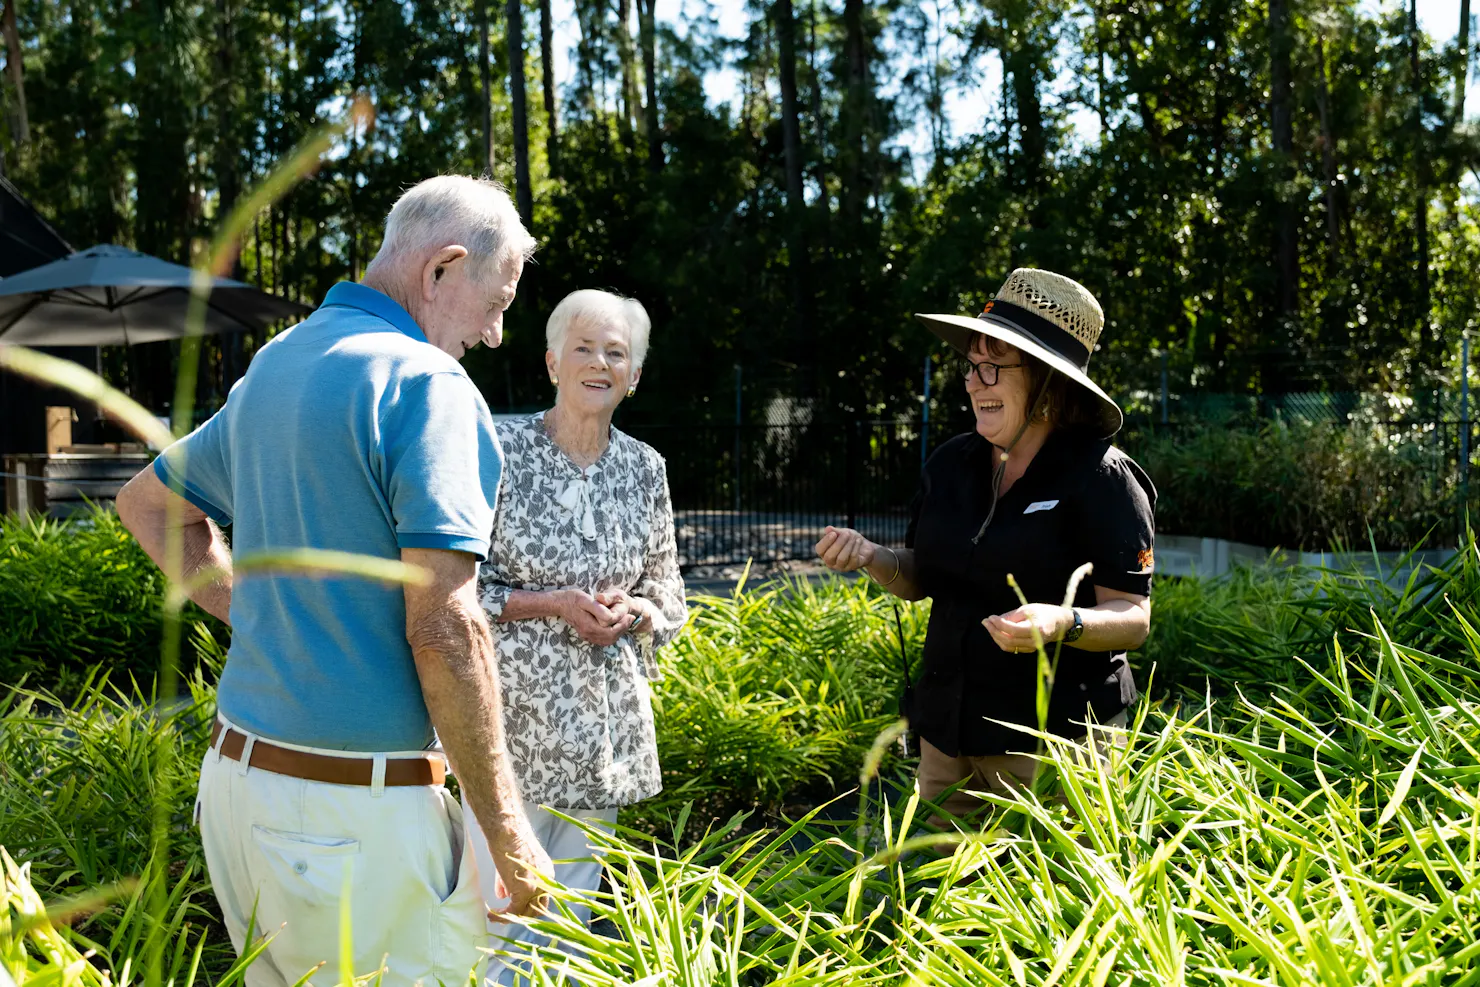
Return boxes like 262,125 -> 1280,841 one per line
477,412 -> 689,809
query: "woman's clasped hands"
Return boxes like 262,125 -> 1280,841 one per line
551,587 -> 656,646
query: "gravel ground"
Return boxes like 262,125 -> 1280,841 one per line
673,510 -> 907,576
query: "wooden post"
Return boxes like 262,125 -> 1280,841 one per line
45,406 -> 75,454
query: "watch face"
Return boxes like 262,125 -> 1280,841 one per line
1066,610 -> 1084,641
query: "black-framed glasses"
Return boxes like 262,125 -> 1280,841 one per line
957,357 -> 1024,386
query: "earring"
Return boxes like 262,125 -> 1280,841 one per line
626,386 -> 636,397
550,376 -> 559,386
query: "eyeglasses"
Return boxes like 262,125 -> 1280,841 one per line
957,357 -> 1024,386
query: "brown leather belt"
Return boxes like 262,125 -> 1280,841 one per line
209,721 -> 446,787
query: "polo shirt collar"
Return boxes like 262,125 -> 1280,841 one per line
320,282 -> 428,344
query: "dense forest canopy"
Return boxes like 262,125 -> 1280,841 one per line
1,0 -> 1478,424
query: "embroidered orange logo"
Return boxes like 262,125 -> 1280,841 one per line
982,301 -> 996,315
1138,548 -> 1155,572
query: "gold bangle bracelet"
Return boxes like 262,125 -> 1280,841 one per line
873,545 -> 901,586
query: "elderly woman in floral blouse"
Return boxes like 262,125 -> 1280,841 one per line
465,288 -> 688,976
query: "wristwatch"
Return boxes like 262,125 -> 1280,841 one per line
1062,608 -> 1085,643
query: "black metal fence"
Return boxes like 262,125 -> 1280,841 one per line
630,415 -> 1480,571
623,420 -> 943,570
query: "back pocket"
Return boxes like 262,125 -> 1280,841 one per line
248,826 -> 363,976
251,825 -> 361,903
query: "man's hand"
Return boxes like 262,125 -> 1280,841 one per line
984,603 -> 1073,654
555,588 -> 634,645
488,823 -> 554,919
816,526 -> 876,572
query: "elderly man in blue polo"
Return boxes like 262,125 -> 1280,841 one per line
115,176 -> 553,987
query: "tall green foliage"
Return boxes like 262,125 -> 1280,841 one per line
10,546 -> 1480,983
1127,419 -> 1475,549
635,574 -> 926,828
0,508 -> 226,698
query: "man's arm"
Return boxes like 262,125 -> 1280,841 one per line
402,547 -> 551,917
116,467 -> 233,624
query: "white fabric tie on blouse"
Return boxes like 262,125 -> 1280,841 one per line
556,466 -> 599,540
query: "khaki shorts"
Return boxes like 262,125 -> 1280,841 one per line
196,715 -> 488,987
916,709 -> 1128,830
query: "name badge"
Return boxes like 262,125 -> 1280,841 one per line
1023,500 -> 1059,514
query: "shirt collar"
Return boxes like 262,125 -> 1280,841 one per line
319,282 -> 428,344
965,426 -> 1074,477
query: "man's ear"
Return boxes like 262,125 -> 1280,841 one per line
420,245 -> 471,301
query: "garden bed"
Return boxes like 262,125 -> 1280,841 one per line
6,541 -> 1480,982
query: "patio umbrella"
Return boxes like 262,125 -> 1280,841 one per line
0,244 -> 311,346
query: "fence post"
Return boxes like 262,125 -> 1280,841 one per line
921,354 -> 931,470
733,364 -> 742,514
846,420 -> 858,530
1462,334 -> 1471,537
1160,350 -> 1169,426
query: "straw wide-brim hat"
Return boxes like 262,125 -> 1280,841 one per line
915,268 -> 1123,438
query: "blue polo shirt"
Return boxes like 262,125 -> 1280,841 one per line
154,282 -> 502,751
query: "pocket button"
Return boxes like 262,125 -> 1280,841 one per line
293,861 -> 308,875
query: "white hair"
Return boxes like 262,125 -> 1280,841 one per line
546,289 -> 653,368
367,176 -> 537,281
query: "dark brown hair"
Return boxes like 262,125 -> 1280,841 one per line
976,335 -> 1102,431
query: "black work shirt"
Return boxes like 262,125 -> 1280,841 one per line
905,429 -> 1156,757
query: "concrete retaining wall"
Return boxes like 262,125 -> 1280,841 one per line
1157,533 -> 1459,585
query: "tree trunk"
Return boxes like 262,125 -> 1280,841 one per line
214,0 -> 239,253
477,0 -> 493,173
1,0 -> 27,146
1457,0 -> 1472,122
806,0 -> 829,251
507,0 -> 532,226
215,0 -> 243,385
639,0 -> 660,170
1410,0 -> 1432,385
616,0 -> 638,142
1094,0 -> 1107,146
1314,34 -> 1340,261
776,0 -> 804,219
840,0 -> 867,228
574,0 -> 595,115
540,0 -> 558,174
349,0 -> 363,281
1269,0 -> 1299,338
775,0 -> 811,340
1003,26 -> 1045,201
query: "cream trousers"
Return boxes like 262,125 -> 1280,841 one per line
196,714 -> 489,987
466,798 -> 618,986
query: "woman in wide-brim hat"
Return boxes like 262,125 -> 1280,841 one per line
816,268 -> 1156,826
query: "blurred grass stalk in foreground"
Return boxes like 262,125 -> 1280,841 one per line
0,97 -> 425,987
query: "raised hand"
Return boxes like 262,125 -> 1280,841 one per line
983,603 -> 1072,654
816,525 -> 877,573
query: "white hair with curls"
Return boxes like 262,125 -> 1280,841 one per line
367,175 -> 537,282
546,289 -> 652,368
